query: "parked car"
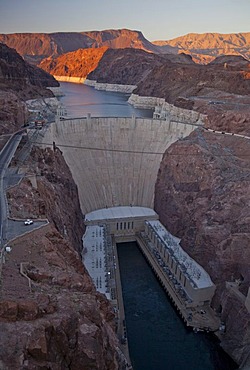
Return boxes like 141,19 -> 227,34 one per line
24,219 -> 33,225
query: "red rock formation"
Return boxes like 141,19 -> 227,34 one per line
0,29 -> 165,65
87,48 -> 168,85
0,43 -> 59,134
0,91 -> 28,135
39,47 -> 108,79
134,55 -> 250,104
153,32 -> 250,64
1,147 -> 125,369
0,227 -> 120,369
2,30 -> 249,66
154,129 -> 250,365
0,43 -> 58,94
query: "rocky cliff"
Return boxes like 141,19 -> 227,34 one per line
154,128 -> 250,366
39,47 -> 108,80
0,29 -> 166,64
47,47 -> 192,89
153,32 -> 250,64
0,43 -> 58,96
134,55 -> 250,105
0,146 -> 125,369
131,54 -> 250,135
0,43 -> 59,134
1,29 -> 249,66
87,48 -> 167,85
0,41 -> 127,369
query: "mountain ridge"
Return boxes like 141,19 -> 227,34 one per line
153,32 -> 250,63
1,29 -> 249,64
0,29 -> 168,64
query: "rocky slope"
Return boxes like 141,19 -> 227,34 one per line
134,55 -> 250,104
0,43 -> 59,134
147,53 -> 250,366
132,54 -> 250,134
153,32 -> 250,64
0,43 -> 58,97
154,115 -> 250,366
40,47 -> 194,85
1,30 -> 249,66
0,146 -> 124,369
0,29 -> 167,65
87,48 -> 169,85
39,47 -> 108,79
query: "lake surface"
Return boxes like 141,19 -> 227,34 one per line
59,82 -> 153,118
59,82 -> 237,370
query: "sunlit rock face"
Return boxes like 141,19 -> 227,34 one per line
86,48 -> 168,85
1,29 -> 249,65
39,46 -> 109,80
154,129 -> 250,365
0,29 -> 165,64
152,32 -> 250,64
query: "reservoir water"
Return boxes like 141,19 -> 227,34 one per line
59,82 -> 153,118
59,82 -> 238,370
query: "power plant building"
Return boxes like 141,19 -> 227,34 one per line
143,220 -> 216,307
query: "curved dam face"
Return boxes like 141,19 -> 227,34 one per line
42,117 -> 200,214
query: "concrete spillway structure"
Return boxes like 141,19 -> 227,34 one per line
42,116 -> 201,214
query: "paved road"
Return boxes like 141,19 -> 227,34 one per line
0,132 -> 22,246
7,219 -> 48,242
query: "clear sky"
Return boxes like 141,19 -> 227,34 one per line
0,0 -> 249,41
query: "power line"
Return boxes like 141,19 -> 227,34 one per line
33,140 -> 250,157
34,141 -> 165,155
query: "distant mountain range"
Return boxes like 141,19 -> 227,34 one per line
153,32 -> 250,63
0,29 -> 165,64
0,29 -> 249,64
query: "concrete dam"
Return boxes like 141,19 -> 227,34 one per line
41,114 -> 224,335
42,115 -> 202,214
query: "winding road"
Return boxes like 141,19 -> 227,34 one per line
0,132 -> 22,247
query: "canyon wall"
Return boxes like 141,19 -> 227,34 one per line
154,129 -> 250,366
0,43 -> 59,134
153,32 -> 250,64
0,146 -> 126,369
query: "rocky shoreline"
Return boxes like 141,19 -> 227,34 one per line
54,76 -> 86,84
84,79 -> 137,94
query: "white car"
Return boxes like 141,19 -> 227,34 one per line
24,219 -> 33,225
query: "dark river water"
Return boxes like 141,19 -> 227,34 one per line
59,82 -> 238,370
118,242 -> 237,370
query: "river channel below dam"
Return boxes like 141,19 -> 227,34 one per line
59,82 -> 238,370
